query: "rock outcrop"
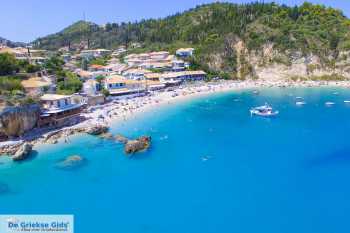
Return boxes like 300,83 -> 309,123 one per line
0,104 -> 40,138
125,136 -> 151,154
115,134 -> 129,144
12,143 -> 33,161
55,155 -> 87,170
99,132 -> 114,140
85,125 -> 109,135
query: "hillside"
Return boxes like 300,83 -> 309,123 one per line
0,37 -> 26,48
33,2 -> 350,80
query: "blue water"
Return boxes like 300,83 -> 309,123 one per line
1,87 -> 350,233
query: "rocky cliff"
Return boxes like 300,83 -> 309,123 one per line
206,37 -> 350,81
0,104 -> 40,137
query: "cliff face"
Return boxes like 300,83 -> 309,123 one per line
0,105 -> 40,137
206,38 -> 350,80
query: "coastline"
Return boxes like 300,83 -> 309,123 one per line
1,79 -> 350,156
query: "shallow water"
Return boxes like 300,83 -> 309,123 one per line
1,87 -> 350,233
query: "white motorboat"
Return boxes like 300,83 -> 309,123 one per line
250,103 -> 279,117
296,101 -> 306,106
325,101 -> 335,106
344,100 -> 350,103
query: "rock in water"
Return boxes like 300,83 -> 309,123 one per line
124,136 -> 151,155
12,143 -> 33,161
0,182 -> 9,195
55,155 -> 87,170
115,134 -> 129,144
86,125 -> 109,135
99,132 -> 114,140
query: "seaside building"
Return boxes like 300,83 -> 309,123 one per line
145,73 -> 162,82
172,59 -> 186,72
104,75 -> 146,96
38,94 -> 84,127
160,71 -> 206,85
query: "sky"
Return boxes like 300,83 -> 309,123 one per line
1,0 -> 349,43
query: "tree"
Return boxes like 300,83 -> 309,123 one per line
25,64 -> 41,73
44,56 -> 64,74
57,72 -> 83,94
95,75 -> 105,84
0,53 -> 19,76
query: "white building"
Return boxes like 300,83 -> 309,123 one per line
176,48 -> 195,57
104,75 -> 146,96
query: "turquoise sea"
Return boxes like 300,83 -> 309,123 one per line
1,87 -> 350,233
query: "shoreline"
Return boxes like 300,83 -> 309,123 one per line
1,79 -> 350,156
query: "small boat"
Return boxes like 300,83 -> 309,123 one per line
252,90 -> 259,95
250,103 -> 279,117
296,101 -> 306,106
333,92 -> 339,95
325,101 -> 335,106
344,100 -> 350,103
295,96 -> 303,100
201,155 -> 212,162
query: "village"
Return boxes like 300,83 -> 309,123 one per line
0,44 -> 207,143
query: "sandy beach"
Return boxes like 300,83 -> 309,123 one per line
1,79 -> 350,155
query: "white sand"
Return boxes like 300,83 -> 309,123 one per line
1,79 -> 350,150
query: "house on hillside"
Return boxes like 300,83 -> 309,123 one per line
80,49 -> 111,60
176,48 -> 195,57
21,77 -> 52,96
123,69 -> 152,80
83,79 -> 101,96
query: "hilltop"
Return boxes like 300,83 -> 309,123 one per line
0,37 -> 26,48
32,2 -> 350,79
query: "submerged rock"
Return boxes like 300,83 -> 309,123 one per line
99,132 -> 114,140
115,134 -> 129,144
55,155 -> 87,170
12,143 -> 33,161
0,182 -> 9,195
125,136 -> 151,155
86,125 -> 109,135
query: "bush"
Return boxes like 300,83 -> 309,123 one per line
57,72 -> 83,94
25,64 -> 41,73
0,53 -> 19,75
0,76 -> 24,94
101,88 -> 110,97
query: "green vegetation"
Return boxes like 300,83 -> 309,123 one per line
0,53 -> 18,75
309,74 -> 347,81
89,56 -> 109,66
44,56 -> 65,75
57,71 -> 83,95
289,74 -> 347,81
101,88 -> 110,97
95,75 -> 105,84
0,76 -> 24,95
33,2 -> 350,79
